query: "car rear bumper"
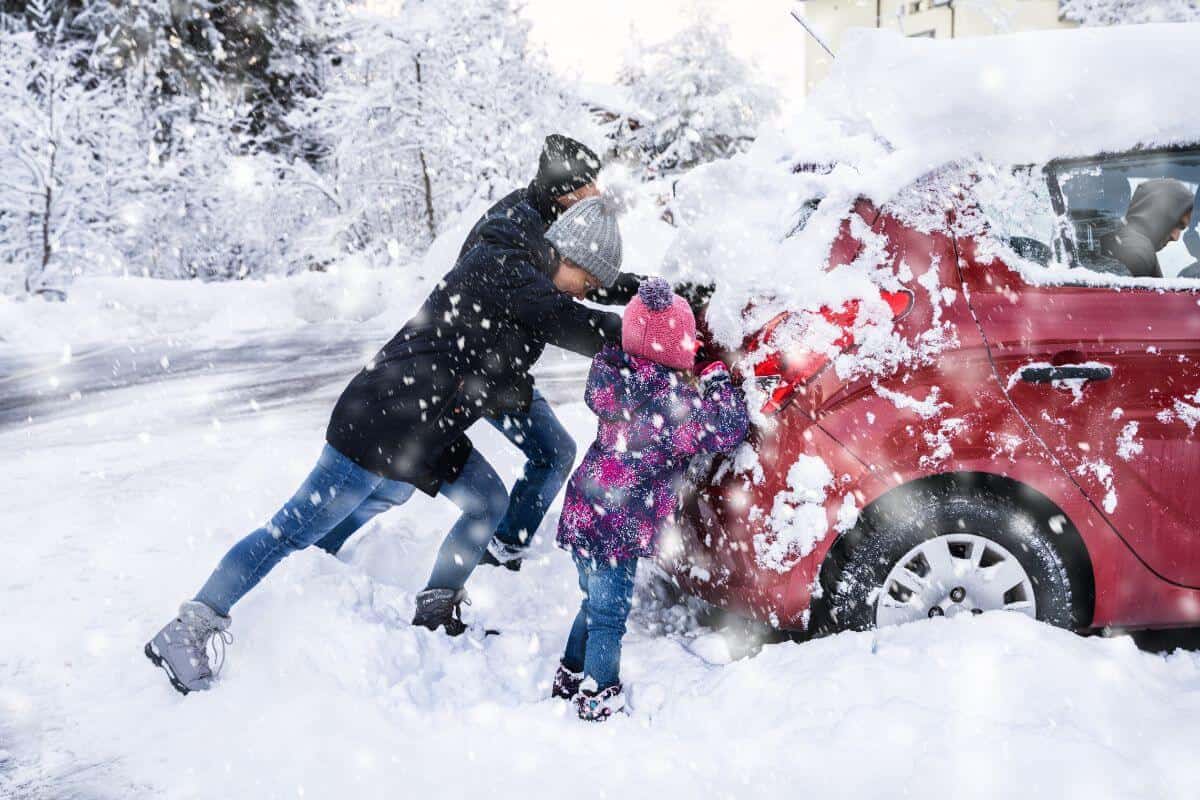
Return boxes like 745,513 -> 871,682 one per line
662,420 -> 883,631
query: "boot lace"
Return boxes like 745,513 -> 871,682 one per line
206,628 -> 234,677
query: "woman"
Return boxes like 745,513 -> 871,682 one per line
145,193 -> 625,695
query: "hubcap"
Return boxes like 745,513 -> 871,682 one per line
874,533 -> 1037,628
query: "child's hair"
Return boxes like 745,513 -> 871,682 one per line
621,278 -> 697,372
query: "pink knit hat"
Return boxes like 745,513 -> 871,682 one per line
622,278 -> 697,371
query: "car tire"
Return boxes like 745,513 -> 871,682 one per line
812,487 -> 1085,634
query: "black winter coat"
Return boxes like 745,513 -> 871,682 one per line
326,195 -> 623,496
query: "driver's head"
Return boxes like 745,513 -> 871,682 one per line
1124,178 -> 1195,251
533,134 -> 601,211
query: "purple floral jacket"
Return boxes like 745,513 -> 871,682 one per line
557,345 -> 750,562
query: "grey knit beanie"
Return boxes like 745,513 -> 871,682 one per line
545,196 -> 623,288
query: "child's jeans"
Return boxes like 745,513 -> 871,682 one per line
194,444 -> 508,616
562,553 -> 638,690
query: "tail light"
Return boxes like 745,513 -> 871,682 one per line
747,290 -> 914,415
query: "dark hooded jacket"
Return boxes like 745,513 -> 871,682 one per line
326,199 -> 622,496
1101,179 -> 1195,278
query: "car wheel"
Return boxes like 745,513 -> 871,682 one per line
814,488 -> 1084,634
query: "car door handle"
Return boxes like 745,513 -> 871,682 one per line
1018,364 -> 1113,383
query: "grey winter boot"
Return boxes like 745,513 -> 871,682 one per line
411,588 -> 469,636
144,600 -> 232,695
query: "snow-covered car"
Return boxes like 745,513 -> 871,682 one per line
658,25 -> 1200,636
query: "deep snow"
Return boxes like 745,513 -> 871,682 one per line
4,315 -> 1200,799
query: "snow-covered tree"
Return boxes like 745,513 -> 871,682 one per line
287,0 -> 587,264
1060,0 -> 1200,25
55,0 -> 344,149
613,16 -> 777,177
0,1 -> 157,295
0,0 -> 596,293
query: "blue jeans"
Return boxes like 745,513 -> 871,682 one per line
485,389 -> 576,549
562,554 -> 638,690
194,444 -> 508,616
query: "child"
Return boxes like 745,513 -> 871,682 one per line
552,278 -> 750,721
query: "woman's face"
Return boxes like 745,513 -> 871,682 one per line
552,258 -> 601,299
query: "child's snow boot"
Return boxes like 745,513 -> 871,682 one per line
412,588 -> 469,636
552,661 -> 584,701
478,539 -> 524,572
574,679 -> 626,722
145,600 -> 232,695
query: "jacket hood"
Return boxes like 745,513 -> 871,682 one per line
1125,178 -> 1194,250
585,345 -> 676,421
526,180 -> 562,226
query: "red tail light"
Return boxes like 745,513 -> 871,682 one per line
747,290 -> 914,415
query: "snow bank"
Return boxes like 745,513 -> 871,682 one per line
0,275 -> 298,353
0,265 -> 416,356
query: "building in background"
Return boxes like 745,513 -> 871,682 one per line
799,1 -> 1076,92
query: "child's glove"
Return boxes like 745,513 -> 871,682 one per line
698,360 -> 730,388
674,281 -> 715,313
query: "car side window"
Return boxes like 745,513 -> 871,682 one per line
974,166 -> 1058,268
1052,152 -> 1200,280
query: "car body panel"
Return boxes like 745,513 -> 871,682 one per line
667,162 -> 1200,634
961,240 -> 1200,589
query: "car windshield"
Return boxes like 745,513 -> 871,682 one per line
1050,151 -> 1200,279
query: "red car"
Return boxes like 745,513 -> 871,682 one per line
667,144 -> 1200,636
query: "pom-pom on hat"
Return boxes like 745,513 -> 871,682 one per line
622,278 -> 697,371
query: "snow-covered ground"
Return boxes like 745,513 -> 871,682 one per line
7,31 -> 1200,784
4,310 -> 1200,799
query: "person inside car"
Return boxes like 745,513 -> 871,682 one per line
1101,178 -> 1194,278
1177,188 -> 1200,278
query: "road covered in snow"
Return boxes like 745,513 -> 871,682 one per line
2,317 -> 1200,799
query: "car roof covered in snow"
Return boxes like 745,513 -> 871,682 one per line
813,24 -> 1200,168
